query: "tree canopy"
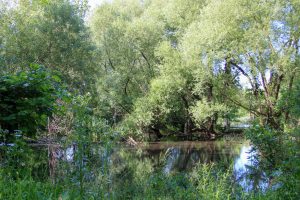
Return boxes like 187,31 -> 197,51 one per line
88,0 -> 299,139
0,0 -> 299,139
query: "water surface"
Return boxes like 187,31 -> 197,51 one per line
36,139 -> 269,192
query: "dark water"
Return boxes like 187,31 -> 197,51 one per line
0,138 -> 270,195
44,139 -> 269,192
121,141 -> 268,192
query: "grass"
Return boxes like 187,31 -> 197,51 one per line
1,163 -> 291,200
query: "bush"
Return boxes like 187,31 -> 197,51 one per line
245,124 -> 300,199
0,64 -> 66,140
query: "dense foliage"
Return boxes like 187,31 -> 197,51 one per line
0,0 -> 96,91
0,0 -> 299,199
1,0 -> 299,139
0,64 -> 65,140
89,0 -> 300,139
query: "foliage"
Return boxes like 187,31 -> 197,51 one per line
0,0 -> 299,198
246,124 -> 300,199
89,0 -> 300,138
1,0 -> 298,138
0,0 -> 97,91
182,0 -> 300,130
90,0 -> 165,122
0,175 -> 63,200
0,64 -> 66,139
191,99 -> 228,128
70,93 -> 115,142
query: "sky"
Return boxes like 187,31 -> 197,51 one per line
88,0 -> 111,10
88,0 -> 101,9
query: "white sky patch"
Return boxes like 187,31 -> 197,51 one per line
88,0 -> 112,9
239,69 -> 271,90
239,74 -> 251,89
88,0 -> 101,9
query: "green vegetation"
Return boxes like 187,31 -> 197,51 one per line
0,64 -> 66,140
0,0 -> 299,199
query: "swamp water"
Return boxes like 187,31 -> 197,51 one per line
42,139 -> 270,193
1,138 -> 273,199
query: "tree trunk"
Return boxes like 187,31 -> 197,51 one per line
207,83 -> 216,135
225,117 -> 230,131
181,95 -> 192,138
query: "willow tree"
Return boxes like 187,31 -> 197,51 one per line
182,0 -> 300,130
90,0 -> 165,122
89,0 -> 299,138
106,0 -> 210,138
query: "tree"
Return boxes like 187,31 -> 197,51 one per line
0,0 -> 96,91
90,0 -> 165,122
182,0 -> 300,130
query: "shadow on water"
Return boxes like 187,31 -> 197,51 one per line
117,140 -> 271,191
28,139 -> 271,193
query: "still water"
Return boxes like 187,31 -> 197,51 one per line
48,139 -> 269,192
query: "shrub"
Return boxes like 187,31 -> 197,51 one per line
0,64 -> 66,140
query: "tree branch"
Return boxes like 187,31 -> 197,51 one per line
230,61 -> 255,89
140,51 -> 154,76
